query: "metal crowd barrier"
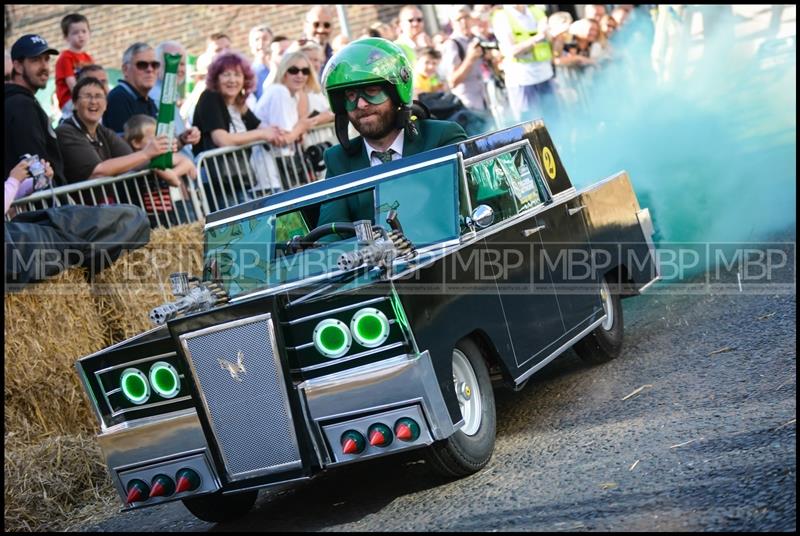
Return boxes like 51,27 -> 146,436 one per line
6,169 -> 204,229
194,123 -> 338,215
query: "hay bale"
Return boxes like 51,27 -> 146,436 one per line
3,432 -> 117,532
4,268 -> 108,441
92,222 -> 204,342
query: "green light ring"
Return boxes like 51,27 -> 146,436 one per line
313,318 -> 352,359
149,361 -> 181,399
351,308 -> 390,348
121,368 -> 150,405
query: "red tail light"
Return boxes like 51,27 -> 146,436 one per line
394,417 -> 421,441
367,423 -> 393,447
341,430 -> 366,454
126,479 -> 150,504
175,468 -> 201,493
149,474 -> 175,498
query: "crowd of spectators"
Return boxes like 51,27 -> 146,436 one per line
5,4 -> 651,226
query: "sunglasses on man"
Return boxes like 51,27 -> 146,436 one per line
287,66 -> 311,76
407,17 -> 424,23
312,21 -> 331,29
134,60 -> 161,71
343,85 -> 390,111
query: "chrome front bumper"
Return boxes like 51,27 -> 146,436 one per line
98,350 -> 456,501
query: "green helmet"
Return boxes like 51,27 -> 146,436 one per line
322,37 -> 414,114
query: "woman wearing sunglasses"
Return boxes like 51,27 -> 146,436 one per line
254,51 -> 317,186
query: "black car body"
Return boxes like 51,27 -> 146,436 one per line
76,120 -> 659,521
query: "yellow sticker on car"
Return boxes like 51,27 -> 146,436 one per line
542,147 -> 557,180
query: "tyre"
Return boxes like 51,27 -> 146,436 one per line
426,338 -> 496,477
182,489 -> 258,523
574,274 -> 624,364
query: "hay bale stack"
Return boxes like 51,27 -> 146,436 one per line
4,268 -> 108,440
92,222 -> 204,342
4,432 -> 117,532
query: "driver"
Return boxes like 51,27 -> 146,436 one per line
316,37 -> 467,227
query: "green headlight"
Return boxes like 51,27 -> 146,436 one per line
121,368 -> 150,405
313,319 -> 352,359
149,361 -> 180,398
351,308 -> 390,348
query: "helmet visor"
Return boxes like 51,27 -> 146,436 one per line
343,85 -> 391,111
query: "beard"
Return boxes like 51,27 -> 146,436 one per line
22,65 -> 48,90
348,103 -> 399,141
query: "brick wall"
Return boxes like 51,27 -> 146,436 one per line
5,4 -> 404,68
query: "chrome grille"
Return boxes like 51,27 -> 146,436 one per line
180,314 -> 302,481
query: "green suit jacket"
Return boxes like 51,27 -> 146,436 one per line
317,119 -> 467,227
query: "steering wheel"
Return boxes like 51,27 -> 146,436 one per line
286,222 -> 356,254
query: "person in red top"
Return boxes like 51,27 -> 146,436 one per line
55,13 -> 94,118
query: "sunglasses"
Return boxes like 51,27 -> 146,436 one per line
343,86 -> 390,111
312,21 -> 332,29
134,60 -> 161,71
287,66 -> 311,76
408,17 -> 424,23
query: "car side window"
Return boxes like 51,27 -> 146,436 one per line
464,147 -> 546,226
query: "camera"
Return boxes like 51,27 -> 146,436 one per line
304,141 -> 333,173
478,40 -> 499,51
22,154 -> 50,191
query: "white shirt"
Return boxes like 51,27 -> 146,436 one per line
364,131 -> 404,167
494,6 -> 554,87
254,84 -> 300,156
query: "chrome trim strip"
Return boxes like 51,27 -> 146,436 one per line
106,387 -> 121,396
285,296 -> 389,325
297,341 -> 406,373
458,151 -> 473,222
638,275 -> 661,294
515,310 -> 599,369
206,153 -> 460,229
102,407 -> 198,434
109,395 -> 193,418
514,316 -> 606,385
179,313 -> 303,481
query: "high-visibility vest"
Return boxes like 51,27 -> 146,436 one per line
495,6 -> 553,63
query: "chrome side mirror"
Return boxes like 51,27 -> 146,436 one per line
469,205 -> 495,229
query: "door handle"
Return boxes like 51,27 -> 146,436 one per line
568,205 -> 587,216
521,225 -> 546,237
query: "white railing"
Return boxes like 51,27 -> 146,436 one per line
7,169 -> 204,229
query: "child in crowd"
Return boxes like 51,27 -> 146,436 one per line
413,47 -> 448,95
123,115 -> 198,227
55,13 -> 94,119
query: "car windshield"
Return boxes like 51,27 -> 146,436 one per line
202,152 -> 462,298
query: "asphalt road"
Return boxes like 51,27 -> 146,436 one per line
79,237 -> 796,532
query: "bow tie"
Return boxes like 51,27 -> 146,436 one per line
372,149 -> 396,164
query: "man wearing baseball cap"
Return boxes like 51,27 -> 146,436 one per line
5,34 -> 65,185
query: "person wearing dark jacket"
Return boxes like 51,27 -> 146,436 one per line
4,34 -> 65,186
317,38 -> 467,225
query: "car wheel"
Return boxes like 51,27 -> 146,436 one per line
574,275 -> 624,364
182,490 -> 258,523
426,338 -> 496,478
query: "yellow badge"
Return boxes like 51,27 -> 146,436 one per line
542,147 -> 557,180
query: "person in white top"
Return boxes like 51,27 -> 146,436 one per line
254,51 -> 316,183
288,40 -> 335,126
492,5 -> 557,124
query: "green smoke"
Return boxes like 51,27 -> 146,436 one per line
524,7 -> 797,245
